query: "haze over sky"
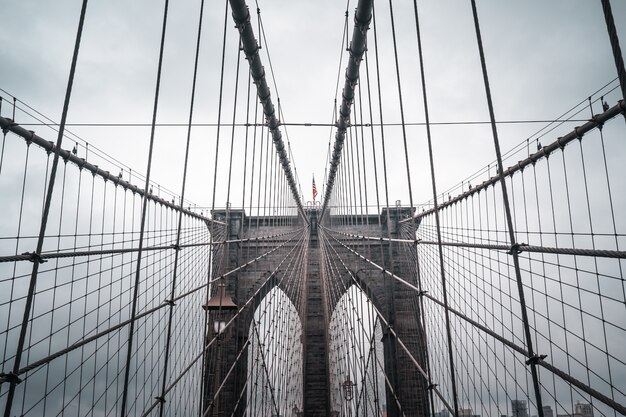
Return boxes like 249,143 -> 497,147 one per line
1,2 -> 625,416
1,0 -> 625,210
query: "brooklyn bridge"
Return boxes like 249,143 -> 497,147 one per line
0,0 -> 625,416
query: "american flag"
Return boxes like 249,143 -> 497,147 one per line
312,176 -> 318,201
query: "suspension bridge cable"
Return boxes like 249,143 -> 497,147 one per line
387,0 -> 414,210
320,0 -> 373,219
600,0 -> 626,109
413,79 -> 621,212
3,3 -> 626,417
0,229 -> 301,385
229,0 -> 306,219
154,0 -> 204,413
118,0 -> 171,410
0,89 -> 200,207
2,1 -> 89,415
0,117 -> 221,224
320,233 -> 391,415
225,39 -> 244,209
323,2 -> 351,194
205,227 -> 307,416
8,117 -> 605,128
370,6 -> 407,412
137,229 -> 307,417
321,227 -> 440,415
241,70 -> 253,219
322,220 -> 626,415
199,2 -> 231,411
401,100 -> 625,224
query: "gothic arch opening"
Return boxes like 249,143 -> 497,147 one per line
328,284 -> 386,416
246,287 -> 303,416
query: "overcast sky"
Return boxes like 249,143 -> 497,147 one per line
1,0 -> 625,211
1,2 -> 625,416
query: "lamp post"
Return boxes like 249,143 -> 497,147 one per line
341,378 -> 356,401
202,283 -> 238,417
202,283 -> 238,338
341,378 -> 357,417
202,283 -> 238,315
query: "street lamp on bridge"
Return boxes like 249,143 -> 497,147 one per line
202,282 -> 238,417
341,378 -> 356,402
202,282 -> 238,329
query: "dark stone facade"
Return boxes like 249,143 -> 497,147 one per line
202,208 -> 429,417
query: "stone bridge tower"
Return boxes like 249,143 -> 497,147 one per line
202,207 -> 429,417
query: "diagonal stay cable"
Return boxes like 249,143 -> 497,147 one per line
0,228 -> 305,386
137,230 -> 307,417
325,229 -> 626,259
0,228 -> 301,263
320,229 -> 425,417
320,224 -> 626,416
204,224 -> 306,417
2,2 -> 89,416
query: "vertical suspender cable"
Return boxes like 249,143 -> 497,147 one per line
119,0 -> 170,413
210,0 -> 230,215
469,2 -> 545,417
156,0 -> 203,414
229,0 -> 307,222
411,2 -> 458,416
225,41 -> 243,209
241,71 -> 253,218
201,2 -> 229,413
370,6 -> 402,413
320,0 -> 373,220
387,0 -> 414,209
3,1 -> 89,416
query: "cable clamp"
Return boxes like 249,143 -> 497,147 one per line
22,252 -> 47,263
154,396 -> 166,404
170,244 -> 181,251
164,299 -> 175,307
574,126 -> 584,140
417,290 -> 428,297
234,15 -> 250,31
1,118 -> 14,135
426,383 -> 438,391
43,141 -> 56,154
354,12 -> 372,29
591,114 -> 604,131
507,243 -> 526,255
0,372 -> 22,385
525,354 -> 547,366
